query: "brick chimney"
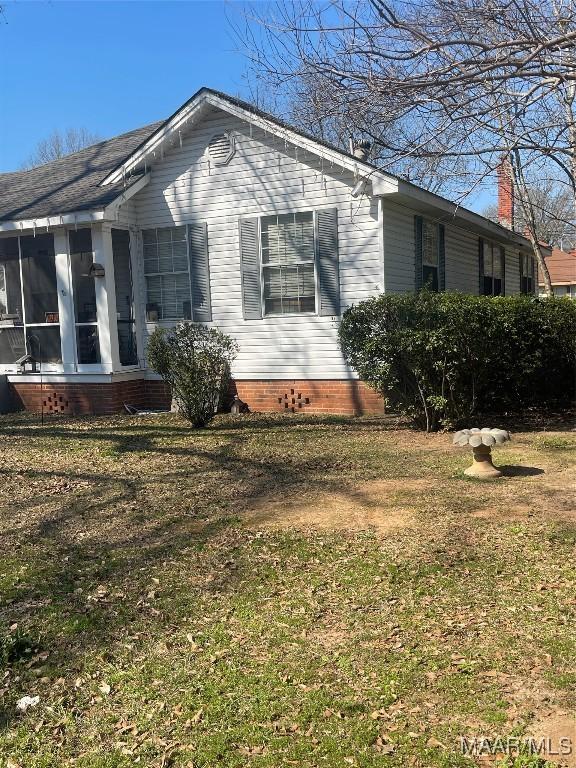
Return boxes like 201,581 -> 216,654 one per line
497,156 -> 514,230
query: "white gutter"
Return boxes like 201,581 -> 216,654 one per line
378,178 -> 538,250
0,209 -> 105,233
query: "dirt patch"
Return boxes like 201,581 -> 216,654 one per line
471,466 -> 576,523
526,712 -> 576,767
307,625 -> 350,650
493,674 -> 576,767
241,479 -> 427,532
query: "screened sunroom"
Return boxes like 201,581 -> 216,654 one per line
0,226 -> 139,374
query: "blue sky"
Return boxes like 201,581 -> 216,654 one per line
0,0 -> 492,210
0,0 -> 248,171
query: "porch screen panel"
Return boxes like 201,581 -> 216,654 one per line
20,233 -> 62,363
70,228 -> 100,364
0,237 -> 25,363
112,229 -> 138,366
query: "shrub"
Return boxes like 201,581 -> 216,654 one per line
147,323 -> 238,427
339,292 -> 576,431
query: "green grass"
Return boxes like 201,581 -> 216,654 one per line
0,412 -> 574,767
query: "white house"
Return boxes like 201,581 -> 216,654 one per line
0,88 -> 538,416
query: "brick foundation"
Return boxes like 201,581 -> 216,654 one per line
8,378 -> 383,417
9,379 -> 171,416
233,379 -> 384,416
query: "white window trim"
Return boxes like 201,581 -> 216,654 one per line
67,237 -> 105,372
0,233 -> 66,373
419,217 -> 440,292
143,225 -> 193,322
482,240 -> 505,296
520,252 -> 536,295
258,210 -> 319,317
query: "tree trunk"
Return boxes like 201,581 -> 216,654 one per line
511,149 -> 554,297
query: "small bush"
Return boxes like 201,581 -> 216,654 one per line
147,323 -> 238,427
339,292 -> 576,431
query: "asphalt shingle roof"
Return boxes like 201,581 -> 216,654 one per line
0,121 -> 163,224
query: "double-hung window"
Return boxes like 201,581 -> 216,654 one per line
520,253 -> 536,294
422,220 -> 439,291
261,212 -> 316,314
415,216 -> 445,292
144,227 -> 191,320
481,241 -> 505,296
239,207 -> 339,320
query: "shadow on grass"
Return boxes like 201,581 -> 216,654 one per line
499,465 -> 545,477
0,416 -> 407,730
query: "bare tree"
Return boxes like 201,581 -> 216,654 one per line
237,0 -> 576,294
484,179 -> 576,249
21,127 -> 102,169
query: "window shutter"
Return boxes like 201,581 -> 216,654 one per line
519,252 -> 524,294
239,218 -> 262,320
316,208 -> 340,316
188,222 -> 211,323
478,238 -> 485,295
414,216 -> 423,291
438,223 -> 446,291
500,246 -> 506,295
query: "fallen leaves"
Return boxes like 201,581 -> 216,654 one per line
0,414 -> 574,767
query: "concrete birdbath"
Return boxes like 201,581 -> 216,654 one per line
453,427 -> 511,478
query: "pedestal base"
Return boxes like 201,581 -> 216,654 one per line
464,445 -> 502,479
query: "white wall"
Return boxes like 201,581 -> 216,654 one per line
382,197 -> 525,296
131,106 -> 383,380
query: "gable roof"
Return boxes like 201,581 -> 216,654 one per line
0,87 -> 534,250
100,87 -> 395,188
0,121 -> 162,225
539,247 -> 576,285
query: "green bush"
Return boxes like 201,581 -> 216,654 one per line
147,323 -> 238,427
339,292 -> 576,431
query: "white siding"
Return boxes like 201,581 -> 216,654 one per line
131,107 -> 383,380
445,225 -> 481,293
382,199 -> 415,293
114,200 -> 138,227
506,247 -> 521,294
383,198 -> 525,296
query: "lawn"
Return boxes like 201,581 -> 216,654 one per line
0,412 -> 574,768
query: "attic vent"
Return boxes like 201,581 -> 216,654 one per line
207,133 -> 235,166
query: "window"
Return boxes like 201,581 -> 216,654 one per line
482,241 -> 505,296
520,253 -> 536,294
143,227 -> 191,320
70,229 -> 100,364
415,217 -> 445,292
261,212 -> 316,314
422,220 -> 439,291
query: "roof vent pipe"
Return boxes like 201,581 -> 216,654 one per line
352,139 -> 372,162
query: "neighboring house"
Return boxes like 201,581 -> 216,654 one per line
539,248 -> 576,298
0,88 -> 539,416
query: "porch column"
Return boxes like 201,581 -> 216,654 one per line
92,224 -> 120,372
54,228 -> 76,373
